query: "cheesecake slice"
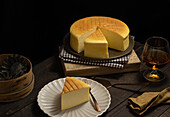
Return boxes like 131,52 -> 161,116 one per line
84,28 -> 109,58
61,77 -> 90,110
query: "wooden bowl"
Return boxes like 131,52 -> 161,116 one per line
0,74 -> 34,102
0,54 -> 34,102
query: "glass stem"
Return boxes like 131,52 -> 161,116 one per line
151,69 -> 157,74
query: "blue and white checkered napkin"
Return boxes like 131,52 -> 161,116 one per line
59,47 -> 130,69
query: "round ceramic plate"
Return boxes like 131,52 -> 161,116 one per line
37,77 -> 111,117
63,33 -> 134,60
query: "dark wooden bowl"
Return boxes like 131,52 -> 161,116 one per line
0,54 -> 34,102
0,74 -> 34,102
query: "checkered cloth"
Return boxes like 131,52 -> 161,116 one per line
59,47 -> 130,69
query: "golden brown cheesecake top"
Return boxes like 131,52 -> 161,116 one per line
85,28 -> 107,43
62,77 -> 90,94
70,16 -> 130,39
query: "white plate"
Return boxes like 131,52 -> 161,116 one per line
37,77 -> 111,117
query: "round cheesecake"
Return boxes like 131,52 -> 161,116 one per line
70,16 -> 130,58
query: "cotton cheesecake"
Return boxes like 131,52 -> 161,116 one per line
61,77 -> 90,110
84,28 -> 109,58
70,16 -> 130,58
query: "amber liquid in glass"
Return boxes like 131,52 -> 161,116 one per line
143,49 -> 170,69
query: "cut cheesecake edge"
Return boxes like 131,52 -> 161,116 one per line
70,27 -> 97,53
84,28 -> 109,58
61,77 -> 90,110
100,27 -> 129,51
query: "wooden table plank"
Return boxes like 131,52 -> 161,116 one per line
10,102 -> 48,117
1,41 -> 169,117
103,63 -> 170,117
159,107 -> 170,117
93,71 -> 147,113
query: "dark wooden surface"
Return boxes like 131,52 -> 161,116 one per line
0,41 -> 170,117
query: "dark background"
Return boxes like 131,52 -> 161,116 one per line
1,0 -> 170,65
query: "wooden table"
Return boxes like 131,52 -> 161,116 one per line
0,42 -> 170,117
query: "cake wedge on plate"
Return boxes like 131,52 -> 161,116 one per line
61,77 -> 90,110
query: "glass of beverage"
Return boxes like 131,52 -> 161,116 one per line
142,36 -> 170,82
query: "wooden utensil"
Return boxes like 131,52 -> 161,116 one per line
84,79 -> 101,112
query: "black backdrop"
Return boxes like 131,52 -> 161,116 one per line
1,0 -> 170,65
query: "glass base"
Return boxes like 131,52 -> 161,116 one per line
143,70 -> 165,82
